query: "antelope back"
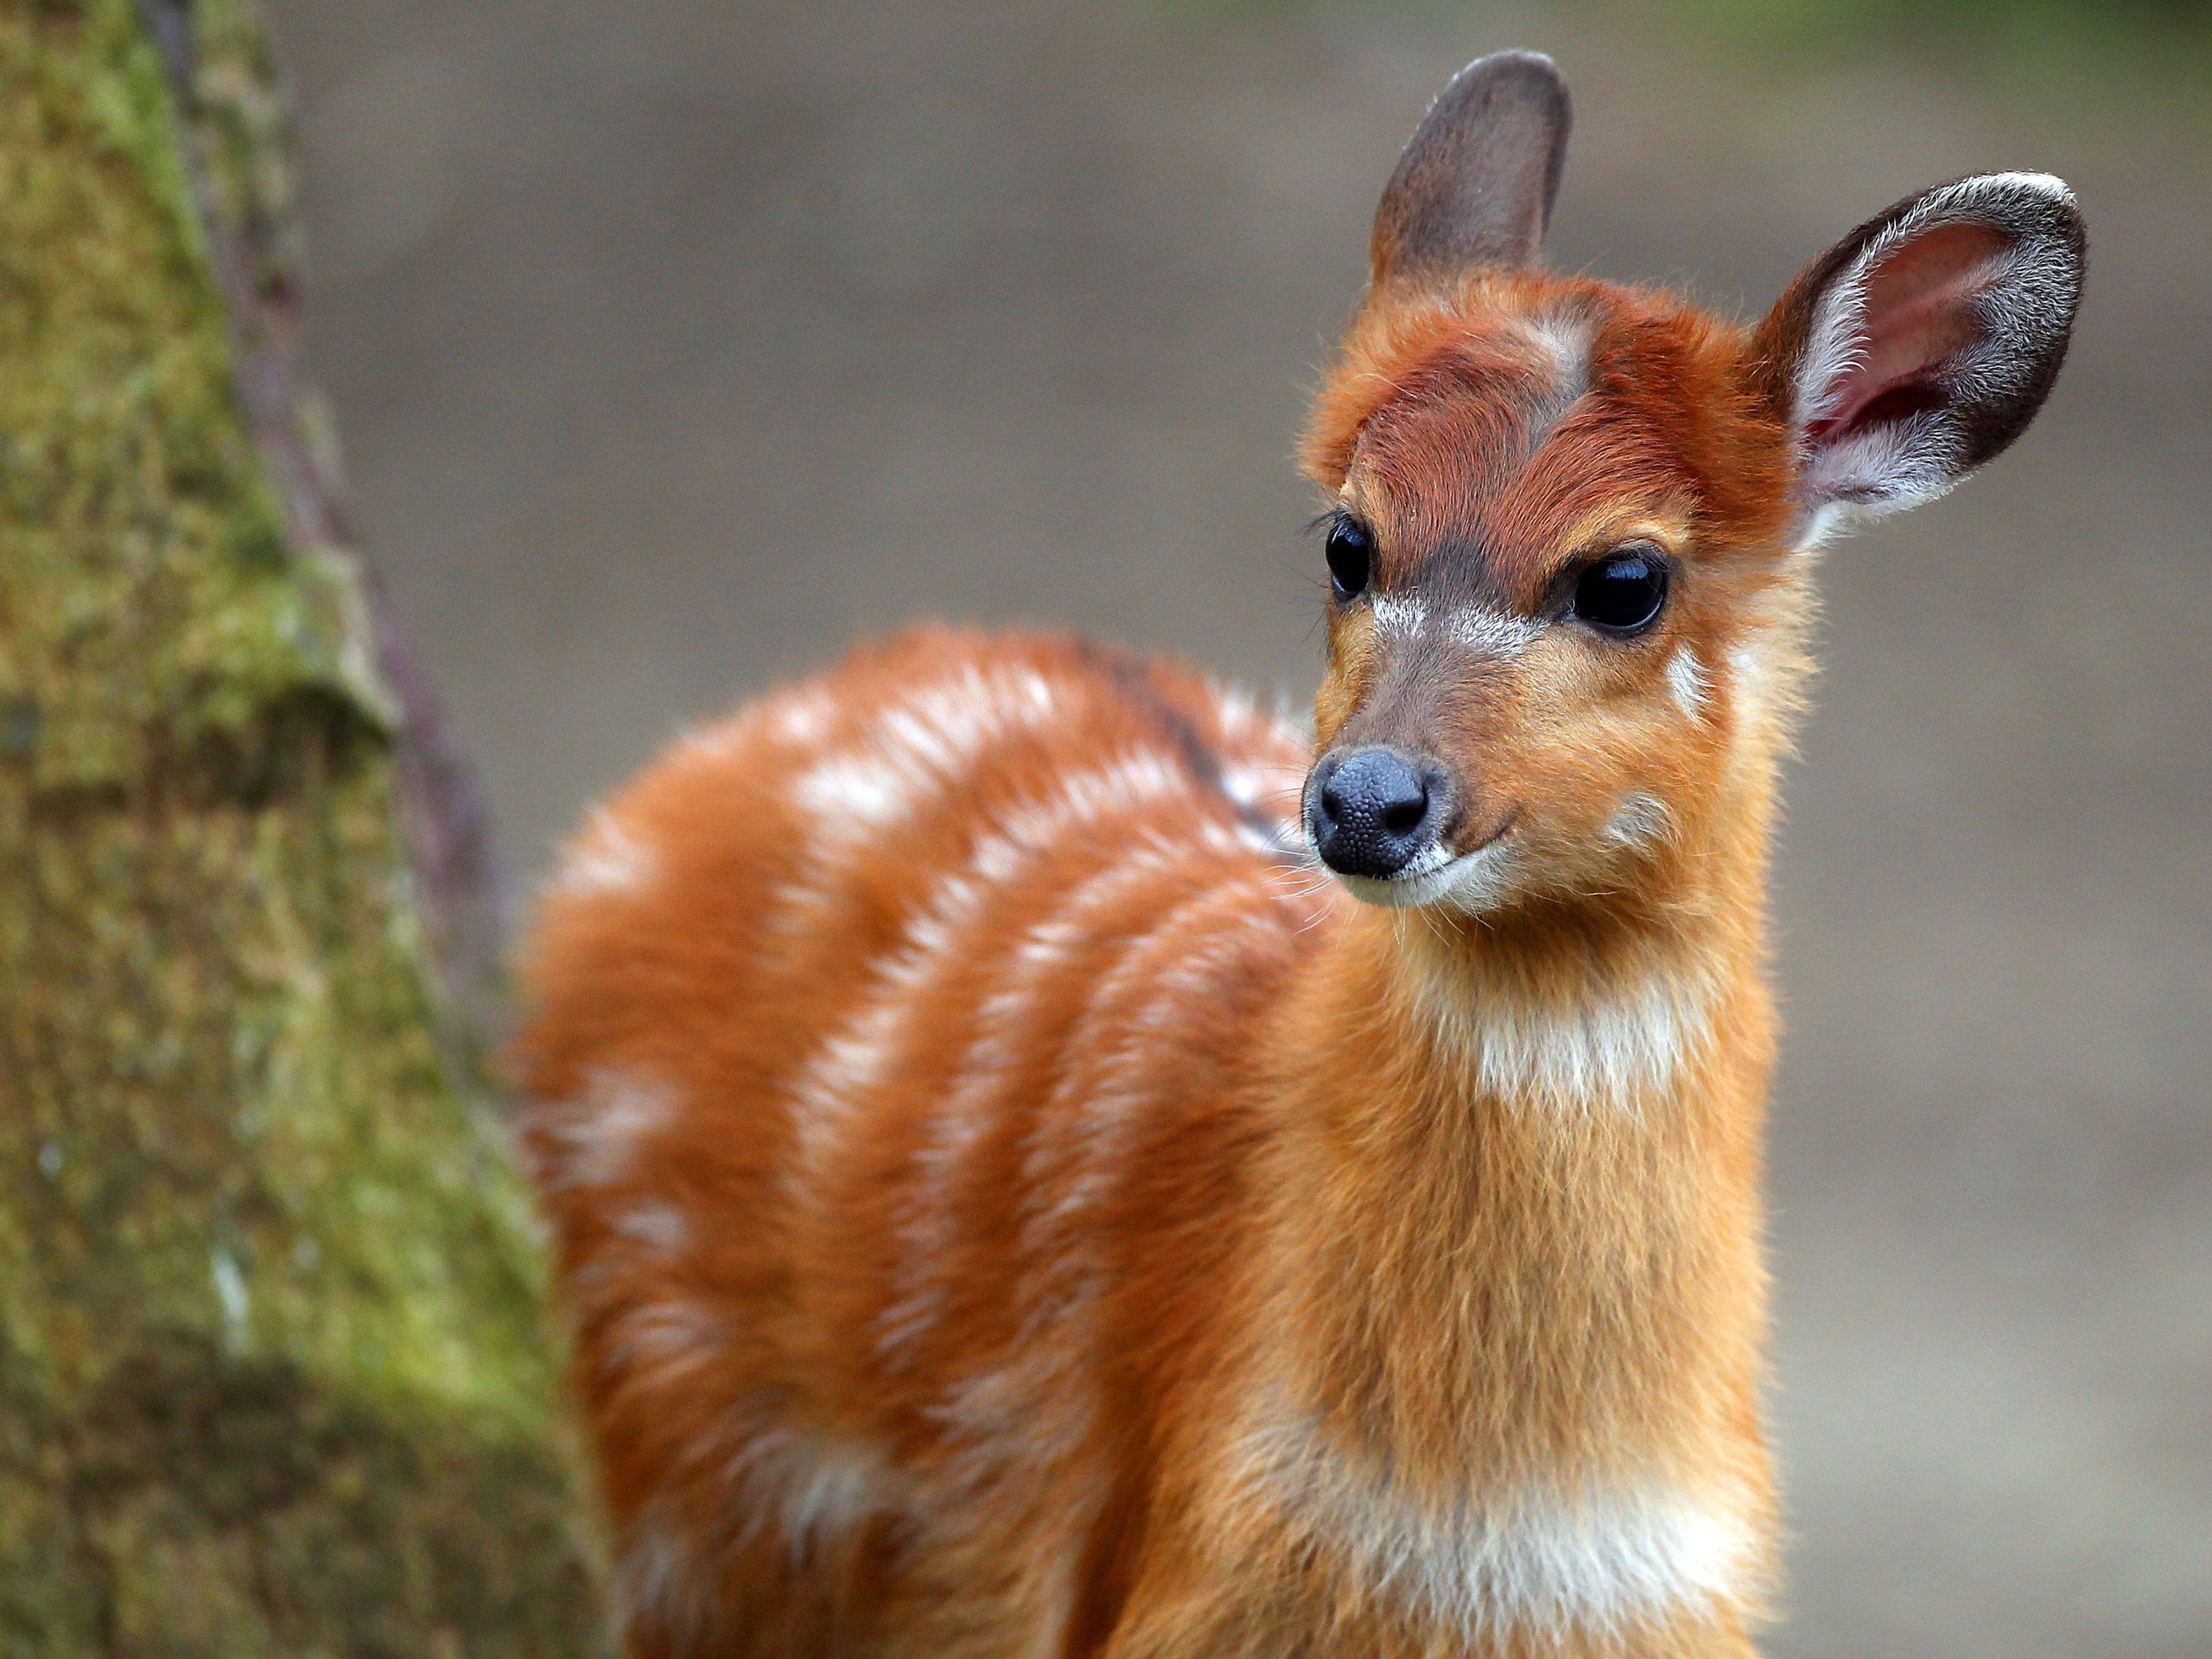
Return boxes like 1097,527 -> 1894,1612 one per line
516,627 -> 1314,1649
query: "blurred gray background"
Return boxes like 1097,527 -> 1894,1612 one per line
262,1 -> 2210,1651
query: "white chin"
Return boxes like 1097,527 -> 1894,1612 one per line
1333,840 -> 1513,913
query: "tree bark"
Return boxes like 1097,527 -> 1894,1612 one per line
0,0 -> 604,1648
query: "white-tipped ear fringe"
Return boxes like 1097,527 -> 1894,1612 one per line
1783,171 -> 2081,523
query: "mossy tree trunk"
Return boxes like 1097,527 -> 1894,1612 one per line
0,0 -> 603,1648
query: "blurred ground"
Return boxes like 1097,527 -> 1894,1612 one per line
263,2 -> 2211,1651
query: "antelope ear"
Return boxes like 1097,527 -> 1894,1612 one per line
1754,173 -> 2085,522
1371,49 -> 1572,285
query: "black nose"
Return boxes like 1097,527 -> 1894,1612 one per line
1308,747 -> 1441,878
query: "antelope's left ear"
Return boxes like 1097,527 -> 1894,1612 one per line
1753,172 -> 2084,521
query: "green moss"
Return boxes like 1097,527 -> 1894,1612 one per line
8,1327 -> 592,1657
0,0 -> 601,1645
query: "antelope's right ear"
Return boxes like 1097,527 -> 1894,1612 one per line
1371,49 -> 1572,285
1753,173 -> 2085,524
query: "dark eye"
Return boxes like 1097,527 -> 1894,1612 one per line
1570,545 -> 1670,635
1325,517 -> 1372,602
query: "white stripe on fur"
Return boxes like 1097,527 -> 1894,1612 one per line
552,807 -> 655,897
1404,953 -> 1723,1112
1235,1408 -> 1757,1638
530,1065 -> 676,1190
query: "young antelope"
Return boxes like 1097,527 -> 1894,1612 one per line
517,49 -> 2084,1657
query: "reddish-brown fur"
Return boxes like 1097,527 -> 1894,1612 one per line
516,58 -> 2078,1659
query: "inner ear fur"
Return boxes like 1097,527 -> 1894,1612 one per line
1752,172 -> 2086,516
1371,49 -> 1572,285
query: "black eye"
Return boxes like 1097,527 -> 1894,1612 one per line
1570,546 -> 1670,635
1325,517 -> 1372,602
